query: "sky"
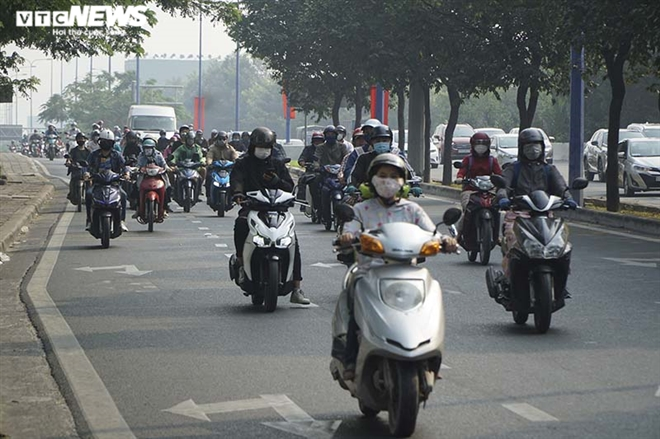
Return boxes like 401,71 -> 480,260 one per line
6,7 -> 238,129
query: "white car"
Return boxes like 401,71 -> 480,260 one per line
507,127 -> 554,163
492,134 -> 519,167
475,127 -> 506,138
618,138 -> 660,196
392,129 -> 439,169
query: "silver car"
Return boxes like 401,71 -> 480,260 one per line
584,129 -> 643,182
492,134 -> 519,167
617,138 -> 660,196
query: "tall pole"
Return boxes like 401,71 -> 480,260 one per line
136,56 -> 140,104
108,55 -> 112,91
89,56 -> 93,79
235,41 -> 240,131
29,64 -> 34,131
198,8 -> 203,130
569,44 -> 585,204
75,57 -> 78,103
60,60 -> 63,95
50,59 -> 54,97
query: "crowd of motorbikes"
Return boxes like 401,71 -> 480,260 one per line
10,136 -> 66,160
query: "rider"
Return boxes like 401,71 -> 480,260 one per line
230,127 -> 310,305
494,128 -> 576,298
122,131 -> 142,162
29,129 -> 42,155
132,137 -> 171,218
194,129 -> 208,150
271,131 -> 288,162
156,130 -> 169,152
455,132 -> 502,237
240,131 -> 250,151
85,129 -> 129,232
65,132 -> 91,203
45,124 -> 59,137
66,123 -> 81,152
229,131 -> 245,152
171,131 -> 206,198
360,118 -> 381,143
169,125 -> 189,155
335,125 -> 354,155
296,131 -> 324,210
315,125 -> 350,226
337,153 -> 458,380
208,129 -> 219,146
205,131 -> 239,197
86,130 -> 101,152
340,128 -> 368,184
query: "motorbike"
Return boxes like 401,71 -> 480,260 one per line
173,157 -> 202,213
122,155 -> 140,210
207,160 -> 234,217
87,169 -> 124,248
485,175 -> 588,333
45,134 -> 58,160
9,142 -> 17,153
229,189 -> 297,312
330,205 -> 461,437
295,165 -> 321,224
21,142 -> 31,156
64,154 -> 89,212
30,139 -> 42,157
320,164 -> 344,231
136,163 -> 167,232
453,162 -> 499,265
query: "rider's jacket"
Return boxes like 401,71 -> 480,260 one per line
315,141 -> 349,168
137,151 -> 167,168
207,143 -> 239,162
456,154 -> 502,191
88,149 -> 127,175
172,144 -> 204,164
497,159 -> 571,200
230,153 -> 293,196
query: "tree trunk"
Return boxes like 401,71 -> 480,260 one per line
354,85 -> 363,128
423,83 -> 431,183
397,87 -> 406,148
332,91 -> 342,126
443,85 -> 461,186
604,41 -> 631,212
516,84 -> 538,130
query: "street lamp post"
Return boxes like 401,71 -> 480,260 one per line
26,57 -> 53,129
198,8 -> 203,130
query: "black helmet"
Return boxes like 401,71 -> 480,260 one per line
159,130 -> 166,136
232,132 -> 241,140
370,124 -> 392,142
241,131 -> 250,138
518,128 -> 544,148
185,131 -> 195,145
336,125 -> 347,135
249,127 -> 275,149
75,132 -> 87,141
179,124 -> 190,134
323,125 -> 337,135
218,130 -> 227,139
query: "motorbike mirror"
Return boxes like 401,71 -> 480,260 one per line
335,204 -> 356,223
571,177 -> 589,190
63,154 -> 70,159
441,207 -> 462,226
490,174 -> 507,189
452,161 -> 463,169
283,157 -> 292,164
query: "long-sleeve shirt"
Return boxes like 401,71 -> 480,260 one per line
456,155 -> 502,191
137,151 -> 167,168
230,154 -> 293,196
172,144 -> 204,164
314,141 -> 349,168
87,149 -> 127,175
496,160 -> 571,201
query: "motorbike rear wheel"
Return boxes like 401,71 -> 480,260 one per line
388,361 -> 420,438
100,216 -> 111,249
532,272 -> 553,334
217,191 -> 226,217
264,259 -> 279,313
251,293 -> 264,306
479,220 -> 492,265
467,250 -> 478,262
184,186 -> 192,213
147,199 -> 155,232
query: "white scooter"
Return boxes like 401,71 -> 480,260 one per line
229,189 -> 297,312
330,205 -> 461,437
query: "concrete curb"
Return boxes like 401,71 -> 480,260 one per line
0,184 -> 55,253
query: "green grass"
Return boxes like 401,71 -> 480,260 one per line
584,202 -> 660,221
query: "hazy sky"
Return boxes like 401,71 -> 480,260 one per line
8,7 -> 238,129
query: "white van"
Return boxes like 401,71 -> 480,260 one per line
126,105 -> 177,139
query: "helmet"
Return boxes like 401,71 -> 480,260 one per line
75,132 -> 87,141
323,125 -> 337,135
71,122 -> 77,127
232,132 -> 241,140
352,128 -> 364,139
113,125 -> 120,130
370,124 -> 392,142
518,128 -> 545,148
179,124 -> 190,134
217,131 -> 227,139
159,130 -> 166,136
142,138 -> 157,149
211,129 -> 218,135
470,132 -> 491,147
241,131 -> 250,138
97,120 -> 104,127
91,129 -> 100,139
98,129 -> 114,150
185,131 -> 196,145
336,125 -> 347,135
311,131 -> 324,141
99,129 -> 114,141
92,123 -> 100,130
362,118 -> 381,129
196,129 -> 203,135
249,127 -> 275,148
172,133 -> 181,141
367,153 -> 407,181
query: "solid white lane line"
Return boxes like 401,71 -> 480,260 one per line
502,403 -> 558,422
26,210 -> 135,438
215,243 -> 228,248
191,220 -> 202,223
568,223 -> 660,244
31,158 -> 69,184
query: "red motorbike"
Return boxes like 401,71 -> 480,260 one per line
137,163 -> 167,232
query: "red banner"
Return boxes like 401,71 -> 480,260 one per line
194,97 -> 205,131
281,93 -> 296,119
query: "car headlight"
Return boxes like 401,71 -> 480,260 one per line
253,235 -> 271,247
633,165 -> 652,173
380,279 -> 425,311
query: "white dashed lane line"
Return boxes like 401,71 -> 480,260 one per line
215,244 -> 228,248
198,227 -> 210,230
502,403 -> 558,422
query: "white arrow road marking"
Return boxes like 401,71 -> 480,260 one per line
74,265 -> 151,276
215,243 -> 228,248
502,403 -> 558,422
225,254 -> 233,258
602,257 -> 660,268
445,290 -> 462,295
310,262 -> 344,268
441,363 -> 451,370
205,233 -> 220,239
163,397 -> 272,422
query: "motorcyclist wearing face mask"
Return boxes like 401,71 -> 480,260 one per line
340,128 -> 368,185
494,128 -> 575,293
335,125 -> 354,155
122,130 -> 142,161
230,127 -> 310,305
229,131 -> 246,152
66,132 -> 91,202
84,129 -> 130,232
132,137 -> 172,218
314,125 -> 350,226
86,130 -> 101,152
454,132 -> 502,235
205,131 -> 239,197
171,131 -> 206,197
337,153 -> 458,380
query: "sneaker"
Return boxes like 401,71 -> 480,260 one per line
290,288 -> 311,305
165,205 -> 173,213
85,220 -> 91,231
237,266 -> 246,285
120,221 -> 129,232
163,211 -> 169,219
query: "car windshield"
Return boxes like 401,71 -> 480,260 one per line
630,140 -> 660,157
454,126 -> 475,137
620,130 -> 644,140
131,116 -> 176,131
479,129 -> 505,137
498,136 -> 518,148
642,127 -> 660,138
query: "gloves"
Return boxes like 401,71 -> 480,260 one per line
565,199 -> 578,210
498,198 -> 511,210
345,185 -> 357,194
263,171 -> 280,186
232,193 -> 245,203
410,187 -> 423,198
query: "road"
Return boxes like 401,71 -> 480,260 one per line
29,157 -> 660,438
430,160 -> 660,209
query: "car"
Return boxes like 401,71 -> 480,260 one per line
491,134 -> 519,167
617,137 -> 660,196
432,123 -> 474,163
627,123 -> 660,138
509,127 -> 519,135
475,127 -> 506,138
499,127 -> 554,164
584,128 -> 644,181
392,129 -> 439,168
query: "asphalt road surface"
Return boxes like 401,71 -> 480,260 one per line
30,157 -> 660,438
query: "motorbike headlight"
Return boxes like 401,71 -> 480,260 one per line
276,236 -> 293,248
253,235 -> 271,247
544,227 -> 568,258
380,279 -> 425,311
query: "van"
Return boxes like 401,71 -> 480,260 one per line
126,105 -> 177,139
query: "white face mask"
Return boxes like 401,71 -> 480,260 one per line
254,147 -> 271,160
523,144 -> 543,161
474,144 -> 488,155
371,176 -> 404,199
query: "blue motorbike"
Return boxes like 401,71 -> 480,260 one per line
208,160 -> 234,217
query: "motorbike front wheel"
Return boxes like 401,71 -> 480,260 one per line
264,259 -> 279,312
217,191 -> 226,217
359,399 -> 379,418
147,199 -> 155,232
479,219 -> 492,265
184,186 -> 192,213
100,216 -> 111,249
77,183 -> 84,212
388,361 -> 420,437
532,272 -> 553,334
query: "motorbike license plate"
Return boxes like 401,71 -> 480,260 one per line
219,170 -> 228,177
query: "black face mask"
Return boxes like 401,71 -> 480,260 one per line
77,141 -> 86,147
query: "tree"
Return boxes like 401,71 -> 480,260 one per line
38,94 -> 68,125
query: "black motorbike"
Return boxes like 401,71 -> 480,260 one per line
122,154 -> 139,210
295,165 -> 321,223
88,170 -> 124,248
486,175 -> 588,333
174,158 -> 202,213
64,154 -> 89,213
320,164 -> 344,231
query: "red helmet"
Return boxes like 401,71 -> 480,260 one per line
470,132 -> 491,147
352,128 -> 364,139
311,131 -> 324,141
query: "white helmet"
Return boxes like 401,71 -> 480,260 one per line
99,129 -> 114,141
363,118 -> 381,129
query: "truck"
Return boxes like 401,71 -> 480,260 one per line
126,105 -> 177,140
